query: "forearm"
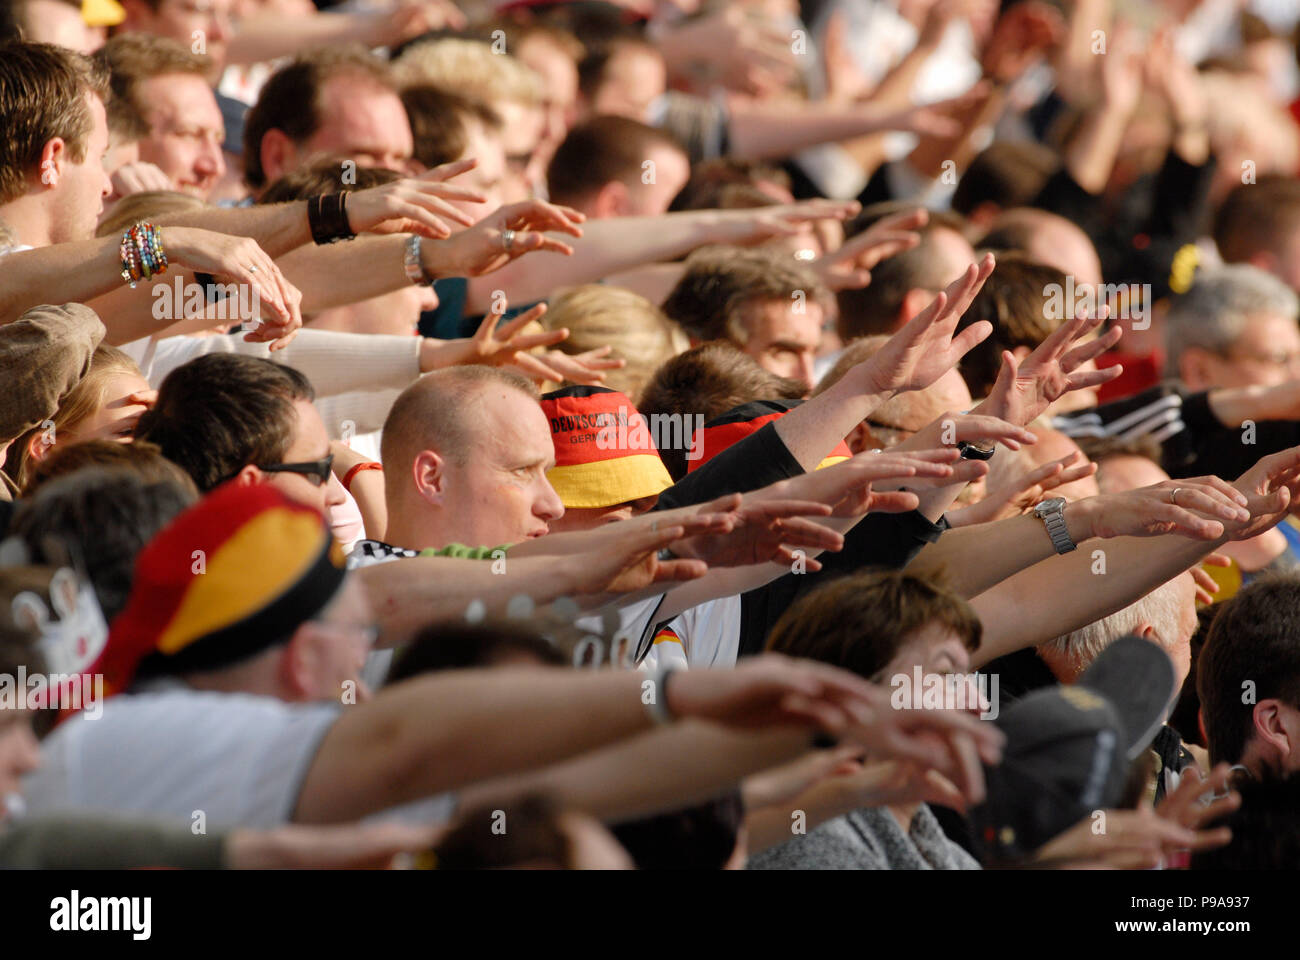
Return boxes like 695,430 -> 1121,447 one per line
295,668 -> 658,823
457,722 -> 812,825
154,202 -> 310,259
356,554 -> 584,646
227,11 -> 391,65
909,512 -> 1058,597
1206,382 -> 1300,427
969,533 -> 1214,667
727,101 -> 919,161
774,368 -> 891,471
0,237 -> 130,325
278,235 -> 410,312
463,213 -> 733,313
744,773 -> 869,855
1063,107 -> 1130,195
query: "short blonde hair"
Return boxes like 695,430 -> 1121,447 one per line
543,285 -> 688,402
96,190 -> 206,237
395,39 -> 542,106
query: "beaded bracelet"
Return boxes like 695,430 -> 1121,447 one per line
119,222 -> 168,287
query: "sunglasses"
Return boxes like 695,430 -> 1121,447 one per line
257,454 -> 334,487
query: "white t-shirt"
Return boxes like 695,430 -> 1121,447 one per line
22,686 -> 340,829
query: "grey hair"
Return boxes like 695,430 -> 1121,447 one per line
1164,265 -> 1299,374
1041,575 -> 1187,674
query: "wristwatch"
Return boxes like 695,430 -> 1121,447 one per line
1033,497 -> 1076,554
403,235 -> 434,286
957,440 -> 996,461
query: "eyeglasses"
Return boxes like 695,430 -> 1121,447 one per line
257,454 -> 334,487
1222,348 -> 1300,369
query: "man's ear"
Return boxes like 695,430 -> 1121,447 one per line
898,288 -> 934,330
279,627 -> 320,702
233,464 -> 264,487
593,180 -> 628,218
846,421 -> 877,454
1251,699 -> 1293,771
411,449 -> 447,505
37,138 -> 67,188
258,128 -> 298,189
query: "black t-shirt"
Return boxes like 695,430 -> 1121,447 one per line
1052,382 -> 1300,481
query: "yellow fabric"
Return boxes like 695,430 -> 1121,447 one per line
82,0 -> 125,26
546,454 -> 672,509
156,508 -> 326,655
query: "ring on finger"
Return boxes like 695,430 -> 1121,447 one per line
1170,487 -> 1182,506
501,228 -> 516,253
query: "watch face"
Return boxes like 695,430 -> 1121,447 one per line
1035,497 -> 1066,516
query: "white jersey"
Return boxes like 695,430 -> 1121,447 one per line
22,686 -> 339,829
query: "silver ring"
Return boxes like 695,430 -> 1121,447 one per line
1170,487 -> 1182,506
248,265 -> 258,274
501,228 -> 516,253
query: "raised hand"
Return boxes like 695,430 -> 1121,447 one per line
663,492 -> 843,569
860,254 -> 998,396
426,199 -> 586,278
345,158 -> 485,239
973,305 -> 1122,426
706,199 -> 862,247
811,208 -> 926,291
108,161 -> 173,200
947,451 -> 1097,527
1067,476 -> 1252,542
754,449 -> 963,520
1223,445 -> 1300,541
161,226 -> 303,350
419,303 -> 568,373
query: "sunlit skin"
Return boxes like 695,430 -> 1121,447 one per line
34,93 -> 114,245
307,284 -> 435,337
262,77 -> 414,189
389,389 -> 566,550
738,299 -> 826,392
136,74 -> 227,199
121,0 -> 234,77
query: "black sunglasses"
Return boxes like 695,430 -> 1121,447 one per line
257,454 -> 334,487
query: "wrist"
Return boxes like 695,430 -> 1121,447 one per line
1064,498 -> 1096,543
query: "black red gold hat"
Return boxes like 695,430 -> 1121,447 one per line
687,400 -> 852,473
96,481 -> 347,695
541,386 -> 674,509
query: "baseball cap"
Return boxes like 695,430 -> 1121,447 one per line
94,481 -> 347,697
687,400 -> 852,474
82,0 -> 126,27
969,635 -> 1176,862
541,385 -> 673,509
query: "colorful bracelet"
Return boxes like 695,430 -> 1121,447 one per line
119,222 -> 168,287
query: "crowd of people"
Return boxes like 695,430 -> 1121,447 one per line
1,0 -> 1300,874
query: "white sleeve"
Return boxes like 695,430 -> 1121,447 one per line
125,328 -> 420,397
314,388 -> 404,439
21,692 -> 341,829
